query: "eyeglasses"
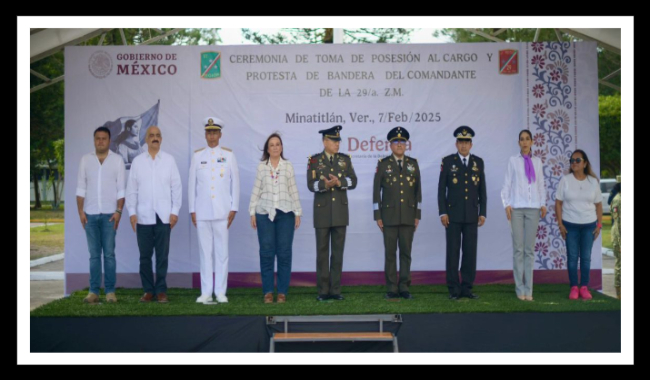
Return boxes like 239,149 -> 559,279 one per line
569,158 -> 584,164
391,141 -> 406,146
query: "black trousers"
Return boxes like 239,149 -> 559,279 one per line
445,221 -> 478,296
136,214 -> 171,295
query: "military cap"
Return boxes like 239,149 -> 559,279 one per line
453,126 -> 475,140
387,126 -> 410,142
204,117 -> 224,131
318,125 -> 343,141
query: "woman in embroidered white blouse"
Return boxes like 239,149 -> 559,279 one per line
501,130 -> 547,301
249,133 -> 302,304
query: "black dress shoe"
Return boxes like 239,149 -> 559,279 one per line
385,292 -> 400,299
316,294 -> 329,301
449,294 -> 460,300
464,292 -> 480,299
400,291 -> 413,299
329,294 -> 344,300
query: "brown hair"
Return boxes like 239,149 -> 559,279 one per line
569,149 -> 599,182
260,133 -> 286,162
518,129 -> 533,141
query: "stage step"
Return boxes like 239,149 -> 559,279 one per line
267,315 -> 401,352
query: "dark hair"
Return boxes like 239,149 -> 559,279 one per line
569,149 -> 599,182
260,133 -> 286,162
518,129 -> 533,141
94,126 -> 111,139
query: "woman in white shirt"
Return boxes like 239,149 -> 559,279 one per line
555,149 -> 602,300
502,130 -> 547,301
249,133 -> 302,304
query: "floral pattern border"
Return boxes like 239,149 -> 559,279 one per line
528,42 -> 576,270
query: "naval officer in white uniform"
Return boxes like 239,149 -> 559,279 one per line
189,117 -> 240,304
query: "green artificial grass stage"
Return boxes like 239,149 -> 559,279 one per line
31,284 -> 620,317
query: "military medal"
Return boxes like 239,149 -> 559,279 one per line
453,178 -> 458,184
338,173 -> 342,178
220,167 -> 225,177
338,159 -> 347,170
393,177 -> 397,182
407,163 -> 415,173
386,166 -> 392,174
472,161 -> 479,172
406,176 -> 411,181
451,165 -> 458,172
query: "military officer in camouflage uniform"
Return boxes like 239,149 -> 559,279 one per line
437,126 -> 487,300
307,125 -> 358,301
373,127 -> 421,300
611,175 -> 621,299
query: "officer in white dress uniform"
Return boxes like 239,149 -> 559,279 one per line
189,117 -> 240,304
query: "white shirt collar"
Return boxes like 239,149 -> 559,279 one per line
92,149 -> 113,157
458,152 -> 470,160
145,150 -> 163,160
266,157 -> 285,168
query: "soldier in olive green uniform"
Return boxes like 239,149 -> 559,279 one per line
438,126 -> 487,300
611,175 -> 621,299
307,125 -> 358,301
373,127 -> 422,299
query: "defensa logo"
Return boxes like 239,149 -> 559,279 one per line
88,51 -> 113,78
499,49 -> 519,75
201,51 -> 221,79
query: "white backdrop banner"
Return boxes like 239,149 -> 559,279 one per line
64,42 -> 600,294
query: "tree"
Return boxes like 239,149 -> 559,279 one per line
30,51 -> 64,208
599,94 -> 621,178
242,28 -> 414,44
345,29 -> 413,43
243,28 -> 334,44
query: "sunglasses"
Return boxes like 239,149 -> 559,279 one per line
391,140 -> 406,146
569,158 -> 584,164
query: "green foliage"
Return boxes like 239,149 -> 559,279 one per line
345,28 -> 413,43
243,28 -> 333,44
242,28 -> 414,44
435,28 -> 571,43
599,94 -> 621,177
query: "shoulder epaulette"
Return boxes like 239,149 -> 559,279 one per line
194,148 -> 205,153
221,146 -> 232,152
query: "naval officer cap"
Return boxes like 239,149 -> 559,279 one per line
387,126 -> 410,142
204,117 -> 224,131
319,125 -> 343,141
453,126 -> 475,141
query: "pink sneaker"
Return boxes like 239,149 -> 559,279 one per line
569,286 -> 579,300
579,286 -> 592,300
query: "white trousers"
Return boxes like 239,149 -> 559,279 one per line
197,219 -> 229,297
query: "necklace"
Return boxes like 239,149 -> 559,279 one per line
270,165 -> 280,184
